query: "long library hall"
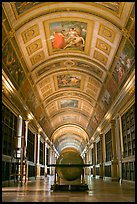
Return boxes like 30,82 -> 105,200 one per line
2,2 -> 135,202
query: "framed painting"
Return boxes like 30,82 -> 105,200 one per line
57,74 -> 81,89
60,99 -> 78,108
106,77 -> 118,99
112,39 -> 135,84
11,2 -> 43,17
44,18 -> 94,55
100,89 -> 112,111
77,61 -> 104,80
49,21 -> 86,51
2,41 -> 25,86
62,115 -> 77,122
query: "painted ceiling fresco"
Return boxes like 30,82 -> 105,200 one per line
49,21 -> 87,51
112,39 -> 135,85
2,2 -> 135,154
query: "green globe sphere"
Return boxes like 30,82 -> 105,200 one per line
56,151 -> 84,181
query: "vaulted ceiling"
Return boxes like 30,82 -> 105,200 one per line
2,2 -> 135,155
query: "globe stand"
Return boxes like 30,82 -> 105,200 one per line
51,183 -> 89,191
51,168 -> 89,191
48,151 -> 91,192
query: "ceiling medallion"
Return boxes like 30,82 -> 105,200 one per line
64,60 -> 75,67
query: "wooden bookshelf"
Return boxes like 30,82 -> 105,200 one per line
105,130 -> 112,162
2,103 -> 17,156
121,104 -> 135,158
27,129 -> 35,162
96,141 -> 100,164
121,103 -> 135,181
122,161 -> 135,181
40,141 -> 44,165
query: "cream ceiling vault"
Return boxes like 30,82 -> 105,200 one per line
2,2 -> 135,155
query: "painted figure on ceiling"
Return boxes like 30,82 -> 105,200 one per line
57,74 -> 81,88
112,39 -> 135,85
53,30 -> 66,49
116,63 -> 125,83
64,27 -> 85,49
50,21 -> 87,51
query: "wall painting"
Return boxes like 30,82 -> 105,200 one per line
2,41 -> 25,86
100,89 -> 112,111
112,39 -> 135,84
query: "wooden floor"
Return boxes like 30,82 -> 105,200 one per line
2,175 -> 135,202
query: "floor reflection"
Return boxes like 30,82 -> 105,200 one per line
2,175 -> 135,202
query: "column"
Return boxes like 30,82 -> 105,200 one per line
37,134 -> 41,165
99,134 -> 103,179
16,115 -> 23,181
53,152 -> 56,175
34,133 -> 37,179
91,147 -> 93,176
49,148 -> 52,175
24,120 -> 29,181
17,115 -> 22,156
86,149 -> 90,175
44,142 -> 47,177
54,168 -> 57,184
116,114 -> 122,182
36,133 -> 41,178
50,150 -> 54,175
54,153 -> 57,184
82,168 -> 85,184
87,150 -> 90,175
93,142 -> 96,177
34,133 -> 37,165
111,119 -> 119,181
83,153 -> 86,164
84,152 -> 88,175
88,147 -> 92,176
24,120 -> 29,159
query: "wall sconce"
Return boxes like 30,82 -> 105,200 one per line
97,127 -> 101,133
28,113 -> 34,120
105,113 -> 111,120
38,127 -> 42,133
2,75 -> 14,93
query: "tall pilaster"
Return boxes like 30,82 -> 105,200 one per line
16,115 -> 23,181
37,134 -> 41,164
88,147 -> 92,176
24,120 -> 29,159
87,149 -> 90,175
24,120 -> 29,180
34,133 -> 37,165
49,148 -> 52,175
50,149 -> 54,175
44,142 -> 47,177
53,151 -> 56,175
36,133 -> 41,178
116,113 -> 122,181
85,152 -> 88,175
93,142 -> 96,177
17,115 -> 22,156
83,153 -> 86,164
99,134 -> 104,179
111,119 -> 119,181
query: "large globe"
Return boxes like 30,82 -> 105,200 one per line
56,151 -> 84,181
